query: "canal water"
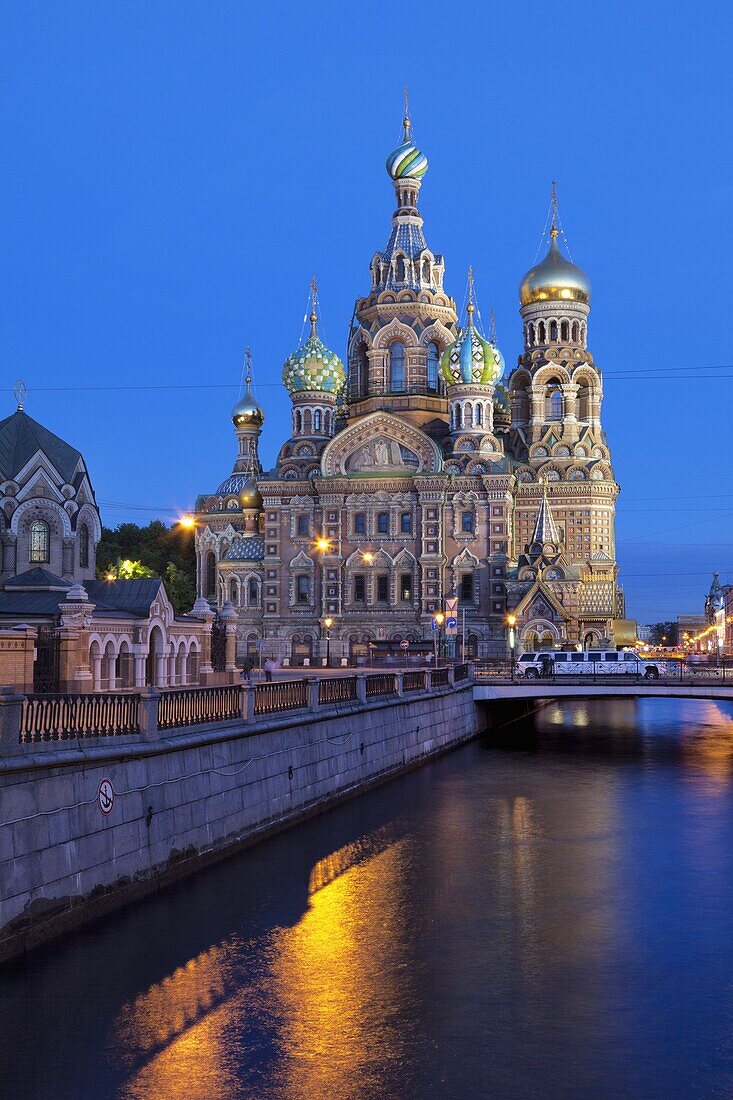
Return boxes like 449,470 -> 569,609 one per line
3,698 -> 733,1099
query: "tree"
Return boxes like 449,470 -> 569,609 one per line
97,521 -> 197,614
648,622 -> 678,647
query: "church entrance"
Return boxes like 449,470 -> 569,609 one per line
290,634 -> 314,666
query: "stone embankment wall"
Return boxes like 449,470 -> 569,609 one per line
0,678 -> 477,960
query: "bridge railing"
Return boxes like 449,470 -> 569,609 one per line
3,666 -> 471,749
474,657 -> 733,684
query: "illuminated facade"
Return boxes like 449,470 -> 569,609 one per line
195,113 -> 623,662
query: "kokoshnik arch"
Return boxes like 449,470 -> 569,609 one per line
194,107 -> 624,664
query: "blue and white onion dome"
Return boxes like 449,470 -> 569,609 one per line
282,311 -> 346,395
440,303 -> 504,386
386,116 -> 428,180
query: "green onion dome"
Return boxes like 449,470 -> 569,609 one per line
440,304 -> 504,386
282,312 -> 346,396
386,117 -> 428,180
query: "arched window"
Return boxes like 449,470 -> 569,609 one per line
294,409 -> 302,434
395,256 -> 406,282
390,342 -> 405,392
79,524 -> 89,568
454,404 -> 462,429
205,551 -> 216,597
356,344 -> 369,397
248,577 -> 259,605
324,410 -> 331,435
313,409 -> 322,433
571,321 -> 579,343
229,579 -> 239,605
427,342 -> 440,392
464,402 -> 473,427
538,321 -> 546,343
422,259 -> 430,283
546,387 -> 563,420
560,320 -> 569,342
373,262 -> 381,287
474,403 -> 483,427
577,381 -> 591,421
550,320 -> 558,341
304,409 -> 312,434
29,520 -> 49,564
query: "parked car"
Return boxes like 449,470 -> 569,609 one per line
516,649 -> 661,679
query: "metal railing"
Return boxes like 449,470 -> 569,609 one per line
453,663 -> 470,682
473,658 -> 733,685
20,693 -> 141,743
158,685 -> 241,730
402,670 -> 427,692
365,673 -> 397,698
318,677 -> 358,706
430,668 -> 451,687
254,679 -> 309,715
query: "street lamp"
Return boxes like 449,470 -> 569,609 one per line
323,616 -> 333,667
178,514 -> 196,529
433,611 -> 445,665
506,613 -> 517,679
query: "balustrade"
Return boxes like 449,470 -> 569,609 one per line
402,670 -> 427,692
365,673 -> 397,698
254,679 -> 309,715
158,685 -> 241,731
318,677 -> 358,706
20,693 -> 141,743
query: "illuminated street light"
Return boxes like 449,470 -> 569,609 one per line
323,616 -> 333,667
506,613 -> 517,679
178,514 -> 196,529
314,536 -> 330,553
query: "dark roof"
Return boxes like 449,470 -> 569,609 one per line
0,409 -> 85,484
0,591 -> 68,617
4,567 -> 70,589
223,536 -> 265,562
86,578 -> 164,616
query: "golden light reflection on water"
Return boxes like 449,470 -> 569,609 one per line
110,828 -> 411,1100
269,838 -> 412,1100
678,700 -> 733,788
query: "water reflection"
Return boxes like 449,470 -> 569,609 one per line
4,699 -> 733,1098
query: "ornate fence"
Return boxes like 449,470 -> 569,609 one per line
365,673 -> 397,698
10,667 -> 471,745
318,677 -> 358,706
20,693 -> 141,743
402,670 -> 427,692
254,679 -> 309,716
158,685 -> 241,731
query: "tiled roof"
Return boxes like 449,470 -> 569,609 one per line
0,410 -> 85,483
223,536 -> 265,562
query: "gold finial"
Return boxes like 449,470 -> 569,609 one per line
244,347 -> 252,388
309,275 -> 319,333
550,180 -> 559,239
13,380 -> 26,411
466,265 -> 475,316
403,85 -> 411,142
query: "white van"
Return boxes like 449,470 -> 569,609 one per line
516,649 -> 661,679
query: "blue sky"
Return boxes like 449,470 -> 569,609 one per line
2,0 -> 732,622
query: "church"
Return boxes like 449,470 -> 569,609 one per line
194,109 -> 625,664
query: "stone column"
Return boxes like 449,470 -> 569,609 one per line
139,687 -> 160,741
133,652 -> 146,688
155,647 -> 168,689
58,584 -> 95,694
529,386 -> 545,442
191,597 -> 215,684
219,600 -> 239,681
0,685 -> 25,755
561,383 -> 579,442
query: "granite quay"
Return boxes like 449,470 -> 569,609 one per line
0,666 -> 477,962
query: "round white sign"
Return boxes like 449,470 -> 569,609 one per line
97,778 -> 115,816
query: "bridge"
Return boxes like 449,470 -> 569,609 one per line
474,673 -> 733,703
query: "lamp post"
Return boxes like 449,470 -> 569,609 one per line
433,611 -> 445,665
323,616 -> 333,668
506,613 -> 517,680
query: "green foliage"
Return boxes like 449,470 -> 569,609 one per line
97,521 -> 197,614
648,622 -> 679,646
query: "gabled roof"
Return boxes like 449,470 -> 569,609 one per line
4,567 -> 70,590
86,578 -> 164,616
530,484 -> 561,547
513,578 -> 570,621
0,409 -> 85,484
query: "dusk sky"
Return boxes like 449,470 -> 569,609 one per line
3,0 -> 732,622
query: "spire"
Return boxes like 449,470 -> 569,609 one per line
309,276 -> 319,337
531,480 -> 561,547
709,571 -> 722,596
13,380 -> 26,412
550,179 -> 559,240
489,306 -> 496,345
244,345 -> 253,390
403,85 -> 411,142
466,265 -> 475,322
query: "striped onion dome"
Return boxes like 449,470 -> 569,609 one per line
386,117 -> 428,180
440,305 -> 504,386
282,312 -> 345,395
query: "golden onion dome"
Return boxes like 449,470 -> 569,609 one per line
519,229 -> 591,307
231,382 -> 265,428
